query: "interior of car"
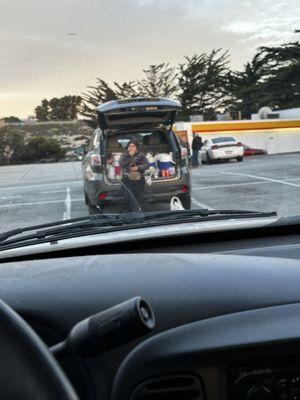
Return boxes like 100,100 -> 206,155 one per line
1,1 -> 300,399
1,220 -> 300,400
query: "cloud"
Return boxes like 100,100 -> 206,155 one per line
0,0 -> 299,117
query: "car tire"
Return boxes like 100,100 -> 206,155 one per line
179,194 -> 191,210
237,156 -> 243,162
206,153 -> 213,164
86,197 -> 100,214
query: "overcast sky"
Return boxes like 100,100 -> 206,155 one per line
1,0 -> 300,118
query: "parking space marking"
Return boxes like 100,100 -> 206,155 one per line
1,195 -> 22,200
193,181 -> 267,190
0,198 -> 83,208
63,187 -> 72,220
191,197 -> 214,210
221,172 -> 300,188
42,190 -> 66,194
0,180 -> 82,192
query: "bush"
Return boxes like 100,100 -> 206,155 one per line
0,134 -> 67,165
0,131 -> 26,165
23,136 -> 67,162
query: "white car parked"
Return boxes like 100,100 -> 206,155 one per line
200,137 -> 244,163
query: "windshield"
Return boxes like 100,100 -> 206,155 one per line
212,138 -> 236,143
1,0 -> 300,241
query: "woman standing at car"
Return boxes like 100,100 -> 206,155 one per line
119,139 -> 149,213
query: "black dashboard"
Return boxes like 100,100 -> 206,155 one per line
1,229 -> 300,400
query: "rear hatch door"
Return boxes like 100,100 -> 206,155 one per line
97,98 -> 181,130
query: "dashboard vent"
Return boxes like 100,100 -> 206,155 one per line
130,374 -> 204,400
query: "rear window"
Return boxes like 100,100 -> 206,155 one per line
212,137 -> 236,143
107,131 -> 168,148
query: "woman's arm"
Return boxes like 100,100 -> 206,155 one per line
119,154 -> 131,169
136,154 -> 149,173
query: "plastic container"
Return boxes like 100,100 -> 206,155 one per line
113,153 -> 122,178
169,166 -> 176,176
156,153 -> 173,170
146,153 -> 156,169
156,153 -> 176,178
107,165 -> 115,180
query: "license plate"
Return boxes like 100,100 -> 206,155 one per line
225,150 -> 232,154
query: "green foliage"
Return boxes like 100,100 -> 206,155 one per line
35,99 -> 50,121
35,96 -> 82,121
258,42 -> 300,110
228,53 -> 268,118
0,130 -> 26,165
0,130 -> 66,165
2,116 -> 21,123
80,79 -> 119,126
229,42 -> 300,118
30,41 -> 300,123
114,81 -> 139,99
177,49 -> 230,120
23,136 -> 67,162
81,63 -> 178,124
138,63 -> 178,98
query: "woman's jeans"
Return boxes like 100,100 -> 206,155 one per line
121,176 -> 145,212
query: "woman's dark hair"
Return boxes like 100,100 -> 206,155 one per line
127,139 -> 139,150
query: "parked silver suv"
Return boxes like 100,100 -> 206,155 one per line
82,97 -> 191,213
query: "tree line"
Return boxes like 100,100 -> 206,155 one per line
0,132 -> 66,165
80,42 -> 300,123
3,41 -> 299,124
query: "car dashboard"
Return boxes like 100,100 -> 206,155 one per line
1,231 -> 300,400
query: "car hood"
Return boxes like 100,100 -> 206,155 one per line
0,216 -> 278,261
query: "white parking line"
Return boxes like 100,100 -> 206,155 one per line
193,181 -> 267,190
1,195 -> 22,200
221,172 -> 300,188
0,198 -> 83,208
42,190 -> 66,194
191,197 -> 214,210
63,187 -> 72,220
0,180 -> 82,192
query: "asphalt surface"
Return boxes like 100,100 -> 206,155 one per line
0,154 -> 300,233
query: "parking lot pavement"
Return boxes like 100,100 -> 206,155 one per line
1,154 -> 300,233
190,153 -> 300,216
0,162 -> 86,232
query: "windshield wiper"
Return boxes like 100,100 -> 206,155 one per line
141,208 -> 277,220
0,213 -> 144,244
0,209 -> 276,250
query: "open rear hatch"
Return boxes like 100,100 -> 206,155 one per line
97,97 -> 181,130
105,130 -> 181,183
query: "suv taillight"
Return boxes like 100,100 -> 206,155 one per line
181,147 -> 188,158
90,153 -> 102,173
91,154 -> 101,165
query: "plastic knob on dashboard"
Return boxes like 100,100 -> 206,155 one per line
244,385 -> 272,400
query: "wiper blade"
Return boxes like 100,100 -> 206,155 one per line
139,208 -> 277,221
0,209 -> 277,250
0,213 -> 143,244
